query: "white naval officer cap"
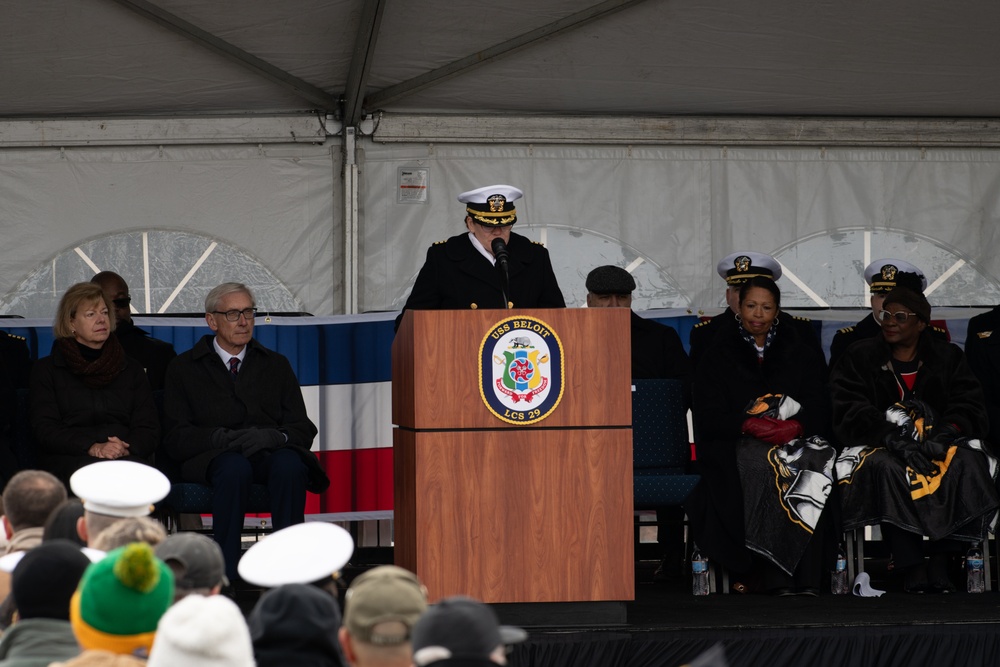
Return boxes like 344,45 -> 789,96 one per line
864,258 -> 928,293
69,460 -> 171,518
458,184 -> 523,226
237,521 -> 354,588
716,251 -> 782,285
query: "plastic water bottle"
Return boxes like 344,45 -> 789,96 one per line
831,543 -> 849,595
692,546 -> 710,596
967,547 -> 985,593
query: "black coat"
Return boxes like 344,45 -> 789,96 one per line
28,342 -> 159,482
395,231 -> 565,330
630,311 -> 690,382
0,331 -> 31,483
114,320 -> 177,391
830,331 -> 988,449
686,315 -> 830,571
163,336 -> 323,489
829,313 -> 949,371
966,305 -> 1000,444
688,309 -> 822,368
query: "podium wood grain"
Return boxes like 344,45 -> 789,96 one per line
392,308 -> 634,603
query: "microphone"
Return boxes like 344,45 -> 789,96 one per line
491,238 -> 510,271
491,238 -> 511,308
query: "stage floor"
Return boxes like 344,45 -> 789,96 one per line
503,557 -> 1000,667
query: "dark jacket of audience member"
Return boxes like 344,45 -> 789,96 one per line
830,333 -> 987,449
0,540 -> 91,667
687,312 -> 830,573
248,584 -> 347,667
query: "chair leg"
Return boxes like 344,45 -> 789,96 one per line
984,533 -> 992,593
846,529 -> 857,583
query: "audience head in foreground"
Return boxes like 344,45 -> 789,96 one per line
67,542 -> 174,660
147,594 -> 254,667
411,596 -> 526,666
155,532 -> 228,601
339,565 -> 428,667
249,583 -> 347,667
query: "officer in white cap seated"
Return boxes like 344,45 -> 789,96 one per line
237,522 -> 354,595
829,259 -> 948,369
395,184 -> 565,331
69,460 -> 171,547
689,251 -> 822,366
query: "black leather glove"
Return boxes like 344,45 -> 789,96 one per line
231,428 -> 285,458
882,433 -> 938,476
921,424 -> 960,461
211,428 -> 242,449
902,448 -> 938,477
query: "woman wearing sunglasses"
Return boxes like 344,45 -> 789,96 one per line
830,287 -> 998,593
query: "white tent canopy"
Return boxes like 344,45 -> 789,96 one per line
3,0 -> 1000,316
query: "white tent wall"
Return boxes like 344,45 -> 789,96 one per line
0,141 -> 340,316
361,140 -> 1000,315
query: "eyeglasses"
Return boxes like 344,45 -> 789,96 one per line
212,308 -> 257,322
112,296 -> 131,308
877,309 -> 917,324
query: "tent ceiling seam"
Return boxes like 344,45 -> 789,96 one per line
363,0 -> 652,109
107,0 -> 340,111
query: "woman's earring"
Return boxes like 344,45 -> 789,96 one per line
735,314 -> 742,323
773,316 -> 780,325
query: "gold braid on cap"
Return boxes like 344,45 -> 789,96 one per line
467,207 -> 516,225
724,273 -> 772,286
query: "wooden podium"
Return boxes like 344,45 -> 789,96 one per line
392,308 -> 634,607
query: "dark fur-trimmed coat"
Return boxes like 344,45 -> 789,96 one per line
830,332 -> 988,448
686,315 -> 830,572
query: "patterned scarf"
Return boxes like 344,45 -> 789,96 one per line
56,334 -> 125,388
739,321 -> 777,360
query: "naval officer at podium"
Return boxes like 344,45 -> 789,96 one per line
395,184 -> 565,330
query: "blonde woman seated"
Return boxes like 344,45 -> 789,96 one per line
29,283 -> 159,483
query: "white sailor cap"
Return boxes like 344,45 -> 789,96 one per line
864,258 -> 928,293
69,461 -> 171,518
716,251 -> 782,285
237,522 -> 354,588
457,185 -> 523,226
0,546 -> 105,573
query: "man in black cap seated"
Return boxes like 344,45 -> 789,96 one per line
91,271 -> 176,391
689,251 -> 821,367
586,265 -> 691,582
585,265 -> 690,382
829,259 -> 948,370
0,539 -> 93,665
411,596 -> 526,667
396,184 -> 564,331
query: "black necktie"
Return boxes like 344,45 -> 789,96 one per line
228,357 -> 240,380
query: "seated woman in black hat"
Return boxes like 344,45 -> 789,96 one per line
687,276 -> 836,595
831,286 -> 998,593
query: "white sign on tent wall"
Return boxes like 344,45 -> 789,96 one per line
397,167 -> 429,204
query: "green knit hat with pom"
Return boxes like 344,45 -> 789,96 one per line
71,542 -> 175,656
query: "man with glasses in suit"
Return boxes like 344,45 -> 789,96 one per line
162,282 -> 327,584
